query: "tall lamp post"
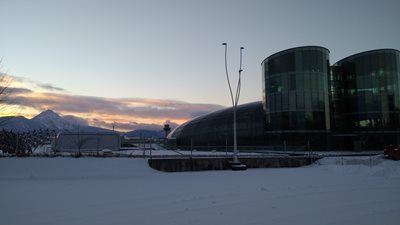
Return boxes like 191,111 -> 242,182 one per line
222,43 -> 247,171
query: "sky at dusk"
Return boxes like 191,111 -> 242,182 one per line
1,0 -> 399,131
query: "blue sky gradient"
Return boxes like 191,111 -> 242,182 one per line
1,0 -> 399,129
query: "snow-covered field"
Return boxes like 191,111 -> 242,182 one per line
0,156 -> 399,225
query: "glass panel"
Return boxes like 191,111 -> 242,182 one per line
287,52 -> 295,72
281,74 -> 288,92
281,112 -> 289,129
296,92 -> 304,110
296,73 -> 304,91
297,112 -> 305,130
305,92 -> 312,110
385,52 -> 393,72
304,73 -> 311,90
282,92 -> 289,110
295,51 -> 302,72
311,73 -> 318,90
269,58 -> 275,75
319,74 -> 325,91
280,54 -> 288,73
305,111 -> 313,129
289,112 -> 297,129
275,56 -> 281,74
311,91 -> 318,110
378,53 -> 385,77
355,57 -> 365,76
289,91 -> 296,111
289,73 -> 296,91
269,76 -> 281,93
303,50 -> 312,72
322,51 -> 328,72
270,94 -> 275,111
318,91 -> 324,110
316,50 -> 323,72
275,93 -> 282,111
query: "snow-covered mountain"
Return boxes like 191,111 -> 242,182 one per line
0,116 -> 41,131
31,110 -> 79,131
0,110 -> 111,133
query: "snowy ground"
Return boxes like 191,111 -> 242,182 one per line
0,156 -> 399,225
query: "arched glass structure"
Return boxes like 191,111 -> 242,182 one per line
332,49 -> 400,149
167,102 -> 265,150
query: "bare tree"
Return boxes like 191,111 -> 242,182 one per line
0,74 -> 11,101
0,59 -> 13,124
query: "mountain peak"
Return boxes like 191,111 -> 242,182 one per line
31,109 -> 70,130
36,109 -> 60,118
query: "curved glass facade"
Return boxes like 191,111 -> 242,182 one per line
332,49 -> 400,149
167,102 -> 265,150
262,46 -> 331,132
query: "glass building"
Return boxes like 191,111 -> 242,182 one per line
167,47 -> 400,151
168,101 -> 265,150
261,46 -> 331,149
331,49 -> 400,150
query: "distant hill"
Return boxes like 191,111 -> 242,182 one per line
0,110 -> 112,133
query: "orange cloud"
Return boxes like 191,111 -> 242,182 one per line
1,75 -> 224,132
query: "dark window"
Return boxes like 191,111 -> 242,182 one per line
311,91 -> 319,110
311,74 -> 318,90
304,92 -> 312,110
304,73 -> 311,90
318,92 -> 325,110
297,92 -> 305,110
289,112 -> 298,129
270,94 -> 275,111
280,112 -> 289,129
318,74 -> 325,91
296,73 -> 304,91
297,112 -> 305,130
275,93 -> 282,111
279,52 -> 296,73
268,58 -> 276,74
289,91 -> 296,111
289,73 -> 296,90
282,92 -> 289,110
269,76 -> 281,93
281,74 -> 288,92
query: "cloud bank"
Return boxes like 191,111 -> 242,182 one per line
2,75 -> 224,131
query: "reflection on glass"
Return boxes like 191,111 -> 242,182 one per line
262,46 -> 330,132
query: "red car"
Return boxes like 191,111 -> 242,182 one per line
384,144 -> 400,160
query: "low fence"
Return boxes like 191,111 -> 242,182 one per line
170,145 -> 308,151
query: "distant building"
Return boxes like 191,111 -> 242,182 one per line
54,132 -> 121,152
167,47 -> 400,151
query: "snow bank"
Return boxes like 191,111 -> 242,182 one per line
0,156 -> 399,225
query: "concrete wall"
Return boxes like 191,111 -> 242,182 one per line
148,156 -> 321,172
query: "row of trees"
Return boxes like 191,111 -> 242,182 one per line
0,129 -> 57,155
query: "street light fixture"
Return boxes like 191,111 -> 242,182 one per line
222,43 -> 247,171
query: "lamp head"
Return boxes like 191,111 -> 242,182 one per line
222,43 -> 227,46
240,47 -> 244,49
